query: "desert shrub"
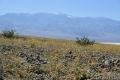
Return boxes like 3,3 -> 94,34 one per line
1,29 -> 16,38
76,36 -> 95,46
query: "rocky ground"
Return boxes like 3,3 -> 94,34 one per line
0,37 -> 120,80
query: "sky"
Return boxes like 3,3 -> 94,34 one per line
0,0 -> 120,20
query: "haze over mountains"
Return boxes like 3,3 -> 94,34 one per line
0,13 -> 120,42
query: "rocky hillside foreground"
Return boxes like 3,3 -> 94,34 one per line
0,37 -> 120,80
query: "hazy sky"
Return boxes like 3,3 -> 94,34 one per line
0,0 -> 120,20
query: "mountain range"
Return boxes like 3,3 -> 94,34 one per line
0,13 -> 120,42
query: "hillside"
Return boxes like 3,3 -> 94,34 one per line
0,13 -> 120,42
0,36 -> 120,80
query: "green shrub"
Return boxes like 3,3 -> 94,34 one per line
1,30 -> 16,38
76,36 -> 95,46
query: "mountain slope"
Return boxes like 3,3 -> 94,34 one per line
0,13 -> 120,42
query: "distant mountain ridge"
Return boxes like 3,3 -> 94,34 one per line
0,13 -> 120,42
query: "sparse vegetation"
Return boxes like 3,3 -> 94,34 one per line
76,36 -> 95,46
1,29 -> 16,38
0,35 -> 120,80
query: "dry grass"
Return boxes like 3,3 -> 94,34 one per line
0,36 -> 120,80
